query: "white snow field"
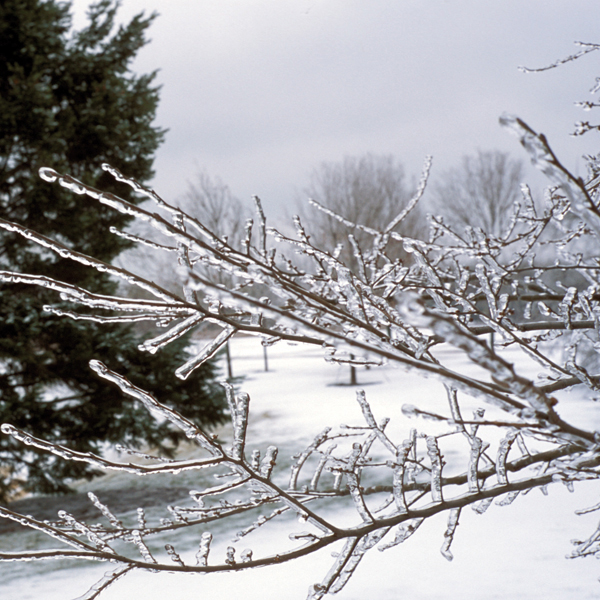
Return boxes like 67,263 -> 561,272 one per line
1,336 -> 599,600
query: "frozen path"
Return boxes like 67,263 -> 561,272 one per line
1,337 -> 599,599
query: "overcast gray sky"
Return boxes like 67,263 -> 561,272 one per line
72,0 -> 599,216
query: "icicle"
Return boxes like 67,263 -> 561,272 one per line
260,446 -> 278,479
240,549 -> 253,563
253,196 -> 267,258
496,430 -> 518,485
472,497 -> 493,515
230,390 -> 250,461
467,436 -> 483,493
426,436 -> 443,503
175,325 -> 236,380
251,449 -> 261,472
344,443 -> 373,523
391,439 -> 413,514
195,532 -> 212,566
225,546 -> 236,566
440,508 -> 461,561
378,519 -> 425,551
136,508 -> 147,530
165,544 -> 185,566
496,491 -> 520,506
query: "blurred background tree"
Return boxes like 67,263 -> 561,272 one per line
118,169 -> 251,293
0,0 -> 226,500
429,149 -> 524,236
296,154 -> 425,272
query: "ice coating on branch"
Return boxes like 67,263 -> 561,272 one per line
356,390 -> 396,453
467,436 -> 484,493
165,544 -> 185,566
308,538 -> 356,600
89,360 -> 220,455
384,156 -> 432,234
9,147 -> 598,595
139,313 -> 204,354
0,218 -> 180,304
72,566 -> 134,600
225,546 -> 236,565
423,307 -> 554,415
259,446 -> 278,479
328,529 -> 391,594
221,382 -> 250,461
500,114 -> 600,236
426,436 -> 443,503
378,518 -> 425,551
38,167 -> 59,182
391,438 -> 413,513
240,548 -> 253,563
233,506 -> 289,542
288,427 -> 331,491
473,497 -> 494,515
58,511 -> 113,553
87,493 -> 122,529
440,508 -> 461,561
496,430 -> 518,485
0,506 -> 94,552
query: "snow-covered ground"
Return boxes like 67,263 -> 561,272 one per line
1,337 -> 599,600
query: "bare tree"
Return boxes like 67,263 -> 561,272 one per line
2,47 -> 600,600
297,154 -> 425,271
431,150 -> 524,236
182,170 -> 249,249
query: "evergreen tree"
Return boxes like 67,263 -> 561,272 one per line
0,0 -> 226,500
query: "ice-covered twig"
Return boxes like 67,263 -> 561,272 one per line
519,42 -> 600,73
88,361 -> 221,455
72,565 -> 136,600
175,325 -> 237,380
